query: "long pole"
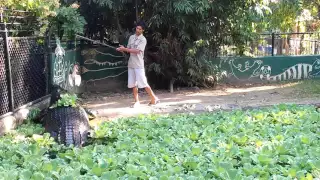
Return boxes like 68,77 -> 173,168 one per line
2,23 -> 14,111
75,34 -> 117,50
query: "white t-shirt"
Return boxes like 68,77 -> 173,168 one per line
127,34 -> 147,69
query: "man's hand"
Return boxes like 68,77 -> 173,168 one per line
116,45 -> 141,54
116,45 -> 126,52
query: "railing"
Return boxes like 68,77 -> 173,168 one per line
218,32 -> 320,57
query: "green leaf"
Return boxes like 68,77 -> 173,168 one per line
19,170 -> 33,180
288,168 -> 297,178
91,165 -> 103,177
226,169 -> 239,179
191,147 -> 201,156
301,136 -> 310,144
101,171 -> 118,179
257,154 -> 273,165
42,162 -> 53,172
31,172 -> 45,180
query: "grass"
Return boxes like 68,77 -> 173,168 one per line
290,79 -> 320,98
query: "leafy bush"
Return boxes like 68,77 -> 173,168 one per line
25,108 -> 41,124
1,0 -> 86,38
146,33 -> 184,89
51,93 -> 78,108
50,5 -> 87,39
0,105 -> 319,179
184,40 -> 221,87
146,37 -> 221,89
1,0 -> 60,35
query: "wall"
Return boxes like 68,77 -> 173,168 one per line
50,48 -> 83,93
51,46 -> 128,93
218,55 -> 320,83
80,47 -> 128,92
51,47 -> 320,91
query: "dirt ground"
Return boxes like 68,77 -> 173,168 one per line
79,82 -> 320,125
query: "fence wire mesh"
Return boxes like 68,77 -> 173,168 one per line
218,32 -> 320,57
7,37 -> 47,109
0,38 -> 10,115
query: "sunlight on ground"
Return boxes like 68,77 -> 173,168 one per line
188,83 -> 298,97
156,99 -> 202,106
86,102 -> 119,108
226,85 -> 286,93
290,80 -> 320,98
86,98 -> 202,109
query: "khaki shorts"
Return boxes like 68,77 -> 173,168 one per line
128,68 -> 150,88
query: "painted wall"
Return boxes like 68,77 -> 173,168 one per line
50,47 -> 128,93
218,55 -> 320,83
80,47 -> 128,92
81,47 -> 127,82
50,49 -> 82,92
51,47 -> 320,92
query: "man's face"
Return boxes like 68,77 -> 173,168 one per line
135,26 -> 144,35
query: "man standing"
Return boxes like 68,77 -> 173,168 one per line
116,21 -> 159,108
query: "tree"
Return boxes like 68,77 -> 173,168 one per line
0,0 -> 59,35
0,0 -> 86,38
70,0 -> 278,88
54,0 -> 318,89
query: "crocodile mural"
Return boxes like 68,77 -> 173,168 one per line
259,59 -> 320,81
228,59 -> 263,80
221,57 -> 320,82
80,48 -> 127,83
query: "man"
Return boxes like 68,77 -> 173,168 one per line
116,21 -> 159,108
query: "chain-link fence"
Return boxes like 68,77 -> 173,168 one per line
9,37 -> 47,109
0,34 -> 48,116
218,32 -> 320,57
0,38 -> 10,115
0,8 -> 49,117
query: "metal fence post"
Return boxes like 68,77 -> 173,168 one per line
271,32 -> 275,56
2,23 -> 14,111
45,28 -> 52,94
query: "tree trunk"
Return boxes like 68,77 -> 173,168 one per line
300,34 -> 305,55
135,0 -> 139,22
114,11 -> 124,44
169,79 -> 174,93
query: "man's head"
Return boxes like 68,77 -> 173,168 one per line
135,21 -> 146,35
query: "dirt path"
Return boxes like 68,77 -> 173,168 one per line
80,83 -> 320,125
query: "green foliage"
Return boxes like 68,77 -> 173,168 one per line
1,0 -> 86,39
267,0 -> 302,32
50,5 -> 87,39
184,40 -> 221,87
144,0 -> 242,87
0,0 -> 59,35
146,32 -> 184,85
25,108 -> 41,124
1,0 -> 59,16
0,105 -> 319,179
73,0 -> 320,87
51,93 -> 78,108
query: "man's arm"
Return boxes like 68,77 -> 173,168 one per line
118,38 -> 147,55
116,36 -> 131,53
122,47 -> 141,54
